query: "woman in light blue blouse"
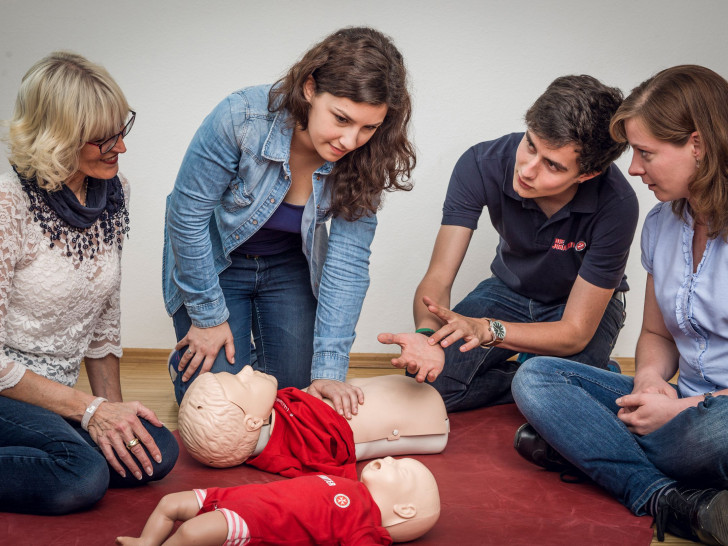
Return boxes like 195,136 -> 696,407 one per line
163,27 -> 415,416
511,65 -> 728,545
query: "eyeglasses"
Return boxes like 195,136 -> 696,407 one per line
86,111 -> 135,154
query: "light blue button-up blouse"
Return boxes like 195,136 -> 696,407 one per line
641,202 -> 728,396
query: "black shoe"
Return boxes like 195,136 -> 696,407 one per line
655,486 -> 728,544
513,423 -> 587,483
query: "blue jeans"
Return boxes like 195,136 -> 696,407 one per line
171,247 -> 317,404
512,358 -> 728,515
424,276 -> 626,412
0,396 -> 179,515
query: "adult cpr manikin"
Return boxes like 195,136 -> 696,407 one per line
178,367 -> 449,469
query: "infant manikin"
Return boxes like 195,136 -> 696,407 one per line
115,456 -> 440,545
178,366 -> 449,473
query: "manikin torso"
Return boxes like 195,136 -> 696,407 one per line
178,368 -> 449,468
251,375 -> 450,459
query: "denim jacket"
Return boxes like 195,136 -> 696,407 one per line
163,85 -> 377,382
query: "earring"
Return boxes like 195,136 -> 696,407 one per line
696,158 -> 701,169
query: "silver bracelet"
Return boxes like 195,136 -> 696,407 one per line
81,397 -> 108,431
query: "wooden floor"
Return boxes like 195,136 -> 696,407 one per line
75,351 -> 688,545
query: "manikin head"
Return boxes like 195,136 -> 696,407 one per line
177,366 -> 278,467
361,457 -> 440,542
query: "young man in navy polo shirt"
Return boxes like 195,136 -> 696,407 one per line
379,75 -> 639,412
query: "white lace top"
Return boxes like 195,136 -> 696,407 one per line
0,171 -> 128,391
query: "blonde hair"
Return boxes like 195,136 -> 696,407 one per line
610,65 -> 728,239
6,51 -> 130,191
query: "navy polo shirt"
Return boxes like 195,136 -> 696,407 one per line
442,132 -> 638,304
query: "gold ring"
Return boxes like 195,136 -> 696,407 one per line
126,437 -> 140,450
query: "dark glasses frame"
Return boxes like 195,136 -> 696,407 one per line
86,110 -> 135,154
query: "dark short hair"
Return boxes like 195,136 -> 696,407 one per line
525,75 -> 627,174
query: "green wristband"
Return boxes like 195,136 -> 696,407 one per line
416,328 -> 435,337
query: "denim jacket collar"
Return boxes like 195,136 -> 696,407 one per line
262,110 -> 334,175
262,110 -> 293,163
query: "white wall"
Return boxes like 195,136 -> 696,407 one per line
1,0 -> 727,356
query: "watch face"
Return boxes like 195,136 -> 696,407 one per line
491,321 -> 506,340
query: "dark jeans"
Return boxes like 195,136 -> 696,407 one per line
171,247 -> 317,404
512,358 -> 728,514
0,396 -> 179,515
425,276 -> 626,412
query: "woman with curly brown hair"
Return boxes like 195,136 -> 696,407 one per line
163,27 -> 416,416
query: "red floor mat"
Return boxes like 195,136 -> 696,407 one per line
0,404 -> 654,545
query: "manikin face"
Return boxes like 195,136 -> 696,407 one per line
231,365 -> 279,418
361,457 -> 435,525
298,77 -> 388,164
624,117 -> 698,203
512,131 -> 598,211
177,366 -> 279,468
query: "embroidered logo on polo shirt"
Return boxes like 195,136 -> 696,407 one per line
552,238 -> 587,252
334,494 -> 351,508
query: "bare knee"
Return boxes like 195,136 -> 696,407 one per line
155,491 -> 198,520
174,511 -> 228,545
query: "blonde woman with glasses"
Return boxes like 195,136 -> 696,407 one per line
0,51 -> 178,515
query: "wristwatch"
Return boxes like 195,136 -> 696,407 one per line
481,319 -> 506,347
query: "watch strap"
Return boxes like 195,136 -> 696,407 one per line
481,318 -> 505,347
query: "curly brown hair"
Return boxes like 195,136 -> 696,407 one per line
268,27 -> 415,220
611,65 -> 728,240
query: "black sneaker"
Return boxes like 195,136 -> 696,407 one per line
655,486 -> 728,544
513,423 -> 588,483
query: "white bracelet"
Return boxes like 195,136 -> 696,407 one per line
81,397 -> 108,431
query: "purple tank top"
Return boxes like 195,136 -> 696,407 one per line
233,201 -> 304,256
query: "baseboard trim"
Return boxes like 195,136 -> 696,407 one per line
121,348 -> 634,371
122,348 -> 171,363
121,348 -> 398,368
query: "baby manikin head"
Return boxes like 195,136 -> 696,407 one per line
361,457 -> 441,542
177,366 -> 278,467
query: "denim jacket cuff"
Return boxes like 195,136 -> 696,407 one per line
185,299 -> 230,329
311,352 -> 349,383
